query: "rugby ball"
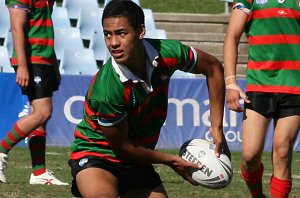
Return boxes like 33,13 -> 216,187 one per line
179,138 -> 233,189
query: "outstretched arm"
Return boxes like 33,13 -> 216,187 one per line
100,119 -> 201,185
189,48 -> 230,159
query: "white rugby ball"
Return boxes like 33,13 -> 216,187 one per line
179,138 -> 233,189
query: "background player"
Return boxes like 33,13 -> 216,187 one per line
223,0 -> 300,197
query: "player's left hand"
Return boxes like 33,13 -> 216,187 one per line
169,156 -> 201,186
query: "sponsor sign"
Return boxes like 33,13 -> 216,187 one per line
0,73 -> 299,151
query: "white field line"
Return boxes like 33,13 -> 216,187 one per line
234,170 -> 300,179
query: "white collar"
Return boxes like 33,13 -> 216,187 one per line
111,39 -> 159,83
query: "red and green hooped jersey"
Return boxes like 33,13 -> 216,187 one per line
233,0 -> 300,94
70,39 -> 197,163
6,0 -> 56,65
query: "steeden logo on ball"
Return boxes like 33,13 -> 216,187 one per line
179,138 -> 233,189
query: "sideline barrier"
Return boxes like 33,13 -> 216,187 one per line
0,73 -> 299,151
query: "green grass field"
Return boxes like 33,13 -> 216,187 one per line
55,0 -> 226,14
140,0 -> 225,14
0,147 -> 299,197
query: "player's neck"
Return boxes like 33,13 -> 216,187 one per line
127,50 -> 147,81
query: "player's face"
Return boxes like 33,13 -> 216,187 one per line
103,17 -> 144,65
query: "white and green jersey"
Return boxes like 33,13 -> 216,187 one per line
70,38 -> 197,163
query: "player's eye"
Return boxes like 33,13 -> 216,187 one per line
104,32 -> 112,38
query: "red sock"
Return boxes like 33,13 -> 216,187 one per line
28,130 -> 47,176
241,163 -> 264,197
0,123 -> 26,154
270,175 -> 292,198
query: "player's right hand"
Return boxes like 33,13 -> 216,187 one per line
225,83 -> 250,112
16,66 -> 30,87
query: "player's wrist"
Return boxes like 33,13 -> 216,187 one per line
225,83 -> 238,89
209,125 -> 223,132
224,75 -> 237,86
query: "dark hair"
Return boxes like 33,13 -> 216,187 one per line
102,0 -> 145,30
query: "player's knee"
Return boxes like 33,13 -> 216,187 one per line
273,144 -> 291,163
242,152 -> 261,167
32,109 -> 52,123
41,112 -> 52,123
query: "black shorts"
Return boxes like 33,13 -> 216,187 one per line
68,156 -> 163,197
244,92 -> 300,119
13,64 -> 59,101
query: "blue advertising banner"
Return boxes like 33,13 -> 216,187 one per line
0,73 -> 28,146
0,73 -> 299,151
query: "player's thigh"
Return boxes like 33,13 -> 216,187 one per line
31,97 -> 52,112
242,109 -> 271,159
76,167 -> 119,198
273,115 -> 300,155
121,184 -> 168,198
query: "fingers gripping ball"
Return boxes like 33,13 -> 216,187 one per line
179,139 -> 233,189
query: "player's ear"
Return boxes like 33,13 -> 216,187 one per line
138,24 -> 146,39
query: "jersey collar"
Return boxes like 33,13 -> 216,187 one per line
111,39 -> 159,84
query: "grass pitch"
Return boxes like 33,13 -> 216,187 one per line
0,147 -> 299,197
